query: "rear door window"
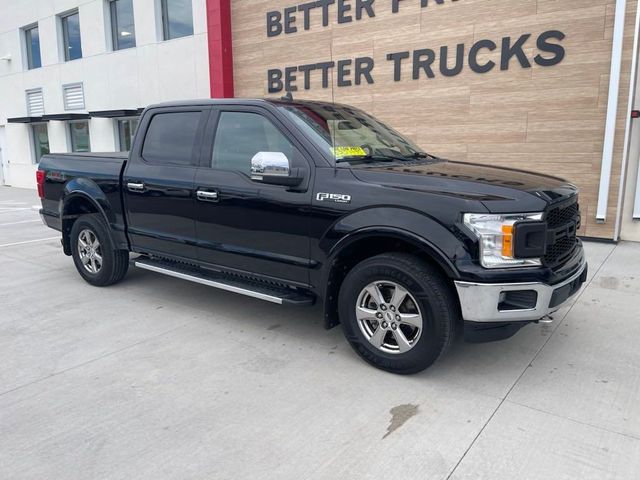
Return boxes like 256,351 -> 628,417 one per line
142,111 -> 202,165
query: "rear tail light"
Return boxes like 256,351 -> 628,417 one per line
36,169 -> 45,199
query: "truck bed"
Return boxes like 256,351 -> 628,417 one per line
38,151 -> 129,250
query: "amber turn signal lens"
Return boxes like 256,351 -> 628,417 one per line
501,224 -> 514,257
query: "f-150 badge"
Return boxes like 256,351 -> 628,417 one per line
316,192 -> 351,204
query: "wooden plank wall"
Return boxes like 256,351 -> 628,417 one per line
231,0 -> 639,239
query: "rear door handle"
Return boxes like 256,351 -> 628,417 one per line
127,182 -> 145,192
197,190 -> 219,202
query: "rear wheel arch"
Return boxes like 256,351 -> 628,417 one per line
60,193 -> 107,255
323,229 -> 460,329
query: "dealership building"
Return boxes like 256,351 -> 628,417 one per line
1,0 -> 640,241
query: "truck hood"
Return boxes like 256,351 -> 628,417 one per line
350,159 -> 578,213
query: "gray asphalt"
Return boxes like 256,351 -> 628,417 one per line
1,185 -> 639,479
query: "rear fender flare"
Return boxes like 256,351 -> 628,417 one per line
59,179 -> 118,253
60,178 -> 114,224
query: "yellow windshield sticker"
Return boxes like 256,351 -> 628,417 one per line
331,146 -> 367,158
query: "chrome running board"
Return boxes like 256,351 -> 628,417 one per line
134,257 -> 314,306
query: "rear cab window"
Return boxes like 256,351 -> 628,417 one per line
141,111 -> 203,165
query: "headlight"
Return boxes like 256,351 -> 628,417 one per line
463,213 -> 544,269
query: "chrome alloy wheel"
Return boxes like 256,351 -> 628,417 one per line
355,281 -> 423,354
77,229 -> 103,274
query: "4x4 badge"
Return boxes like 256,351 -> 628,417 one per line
316,192 -> 351,204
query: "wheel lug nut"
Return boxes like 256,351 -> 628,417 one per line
395,314 -> 401,321
382,321 -> 388,328
390,306 -> 396,312
376,312 -> 383,319
380,305 -> 387,311
391,323 -> 397,330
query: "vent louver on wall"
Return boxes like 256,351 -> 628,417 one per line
26,88 -> 44,116
63,83 -> 85,110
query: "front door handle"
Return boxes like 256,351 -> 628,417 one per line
127,182 -> 145,192
197,190 -> 219,202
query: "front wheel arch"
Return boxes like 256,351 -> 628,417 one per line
323,230 -> 460,330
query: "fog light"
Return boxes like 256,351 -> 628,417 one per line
498,290 -> 538,311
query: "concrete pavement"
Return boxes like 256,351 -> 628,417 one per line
1,185 -> 639,479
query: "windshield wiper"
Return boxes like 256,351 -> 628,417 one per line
335,155 -> 398,164
407,152 -> 438,160
335,152 -> 438,164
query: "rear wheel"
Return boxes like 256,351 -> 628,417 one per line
339,253 -> 457,374
70,214 -> 129,286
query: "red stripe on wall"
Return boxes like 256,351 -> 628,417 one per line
206,0 -> 234,98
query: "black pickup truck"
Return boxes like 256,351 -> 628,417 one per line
38,99 -> 587,374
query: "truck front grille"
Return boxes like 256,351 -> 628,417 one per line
546,202 -> 579,229
542,199 -> 580,269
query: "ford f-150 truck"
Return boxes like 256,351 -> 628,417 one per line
38,99 -> 587,374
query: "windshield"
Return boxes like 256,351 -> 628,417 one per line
277,103 -> 431,165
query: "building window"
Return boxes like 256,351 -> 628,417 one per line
61,11 -> 82,61
117,118 -> 139,151
161,0 -> 194,40
31,124 -> 50,164
24,24 -> 42,70
110,0 -> 136,50
69,121 -> 91,152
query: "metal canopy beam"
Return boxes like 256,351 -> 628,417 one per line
41,113 -> 90,121
7,116 -> 47,123
89,109 -> 141,118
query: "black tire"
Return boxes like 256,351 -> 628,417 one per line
339,253 -> 458,374
70,213 -> 129,286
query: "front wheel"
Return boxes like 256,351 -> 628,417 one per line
339,253 -> 458,374
70,213 -> 129,286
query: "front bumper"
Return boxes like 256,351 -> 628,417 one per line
454,259 -> 588,323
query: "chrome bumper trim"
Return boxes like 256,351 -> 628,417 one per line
454,260 -> 587,323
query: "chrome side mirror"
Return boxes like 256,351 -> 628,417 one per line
250,151 -> 291,180
250,151 -> 304,187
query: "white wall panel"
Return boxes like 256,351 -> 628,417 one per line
0,30 -> 22,76
135,44 -> 162,106
81,55 -> 111,110
157,36 -> 199,101
37,16 -> 60,66
90,118 -> 117,152
48,121 -> 70,154
78,1 -> 107,57
106,48 -> 141,108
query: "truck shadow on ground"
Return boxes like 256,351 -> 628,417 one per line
120,266 -> 560,391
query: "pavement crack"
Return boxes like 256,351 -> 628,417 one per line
444,244 -> 618,480
505,400 -> 640,442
